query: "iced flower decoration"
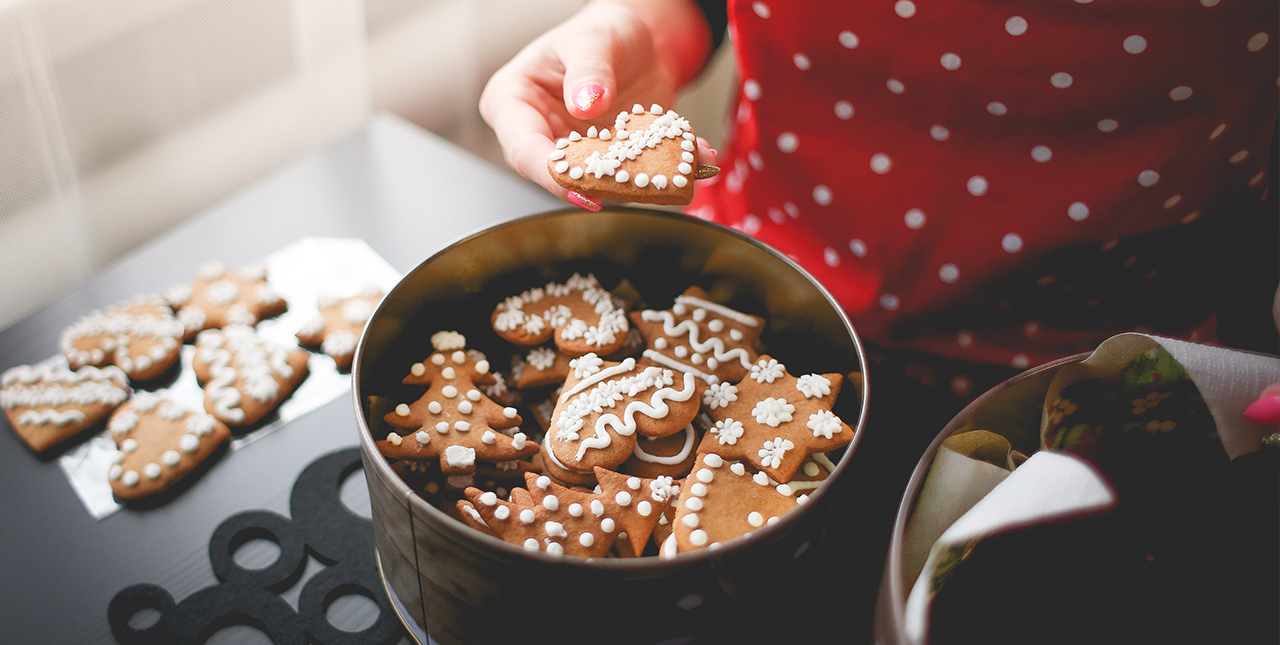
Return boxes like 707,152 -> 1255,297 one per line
758,437 -> 794,469
712,418 -> 745,445
570,352 -> 604,378
751,358 -> 785,383
752,397 -> 794,427
703,381 -> 739,409
795,374 -> 832,398
807,410 -> 844,439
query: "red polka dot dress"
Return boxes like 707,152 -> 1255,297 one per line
688,0 -> 1278,400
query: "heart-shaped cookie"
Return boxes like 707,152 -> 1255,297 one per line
547,103 -> 701,205
60,296 -> 185,382
1,363 -> 130,453
106,391 -> 231,501
192,324 -> 310,427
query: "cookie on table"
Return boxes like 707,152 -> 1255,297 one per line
106,391 -> 230,502
665,451 -> 836,555
630,286 -> 765,386
165,261 -> 287,341
490,273 -> 631,357
547,103 -> 709,206
1,363 -> 130,453
545,353 -> 701,477
377,331 -> 538,475
698,355 -> 853,483
192,324 -> 310,427
60,296 -> 185,382
296,287 -> 383,371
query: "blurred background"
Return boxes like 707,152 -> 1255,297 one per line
0,0 -> 738,332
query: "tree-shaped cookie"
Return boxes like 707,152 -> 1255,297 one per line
546,353 -> 701,477
60,295 -> 185,382
295,287 -> 383,371
490,273 -> 631,357
1,363 -> 130,453
377,331 -> 537,475
666,451 -> 835,554
630,286 -> 764,386
165,260 -> 287,341
460,468 -> 681,557
698,355 -> 853,483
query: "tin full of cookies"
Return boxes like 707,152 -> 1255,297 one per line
354,207 -> 869,644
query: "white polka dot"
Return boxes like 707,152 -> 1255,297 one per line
895,1 -> 916,18
1050,72 -> 1074,89
938,263 -> 960,283
951,375 -> 973,397
956,330 -> 974,348
1229,150 -> 1250,164
1169,86 -> 1193,101
886,78 -> 906,94
1210,123 -> 1226,140
784,202 -> 799,218
849,239 -> 868,257
904,208 -> 926,229
1031,145 -> 1053,163
777,132 -> 799,153
940,53 -> 962,71
1137,170 -> 1160,187
1001,232 -> 1024,253
1247,32 -> 1269,52
1200,0 -> 1220,6
813,185 -> 833,205
1068,201 -> 1090,221
879,294 -> 900,311
1123,35 -> 1147,54
793,53 -> 811,70
823,247 -> 840,267
741,214 -> 762,235
1097,118 -> 1119,133
966,175 -> 989,196
930,124 -> 951,141
1005,16 -> 1028,36
747,150 -> 764,171
870,153 -> 893,174
1011,354 -> 1031,369
767,207 -> 785,224
1182,211 -> 1202,224
743,79 -> 762,100
987,101 -> 1008,116
834,101 -> 855,119
838,30 -> 860,49
752,2 -> 771,18
1023,320 -> 1042,338
1163,194 -> 1182,209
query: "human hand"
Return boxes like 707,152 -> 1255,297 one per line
479,0 -> 714,211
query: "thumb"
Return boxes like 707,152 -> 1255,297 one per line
558,38 -> 619,121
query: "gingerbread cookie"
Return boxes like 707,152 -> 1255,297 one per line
547,103 -> 706,206
546,353 -> 701,476
192,324 -> 310,427
378,331 -> 537,475
461,468 -> 680,557
665,451 -> 835,555
296,287 -> 383,371
106,391 -> 231,501
621,421 -> 700,480
1,363 -> 130,453
60,296 -> 185,382
511,345 -> 573,390
699,355 -> 853,483
165,260 -> 287,340
491,273 -> 631,357
630,286 -> 765,386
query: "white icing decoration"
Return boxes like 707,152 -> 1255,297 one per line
702,382 -> 738,409
807,410 -> 844,439
444,445 -> 476,468
431,331 -> 466,352
751,358 -> 785,383
554,359 -> 697,461
752,397 -> 795,427
796,374 -> 832,398
711,418 -> 744,445
758,437 -> 795,469
633,423 -> 696,465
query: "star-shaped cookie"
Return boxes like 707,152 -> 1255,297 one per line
698,355 -> 852,483
629,286 -> 764,385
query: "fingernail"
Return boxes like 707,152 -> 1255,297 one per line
572,82 -> 605,113
710,148 -> 719,158
567,191 -> 601,212
1243,393 -> 1280,424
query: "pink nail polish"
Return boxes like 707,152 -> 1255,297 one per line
572,83 -> 605,113
1243,393 -> 1280,424
567,191 -> 601,212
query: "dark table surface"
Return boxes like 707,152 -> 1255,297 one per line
0,113 -> 562,643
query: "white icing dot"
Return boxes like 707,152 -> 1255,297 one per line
904,208 -> 926,229
615,491 -> 632,506
519,509 -> 535,524
1137,170 -> 1161,187
793,53 -> 811,70
685,497 -> 704,511
696,468 -> 714,483
1005,15 -> 1027,36
162,450 -> 180,466
1123,35 -> 1148,54
938,264 -> 960,283
939,53 -> 962,71
411,363 -> 425,377
1002,232 -> 1024,253
894,0 -> 916,18
495,506 -> 510,520
834,101 -> 855,119
579,533 -> 595,548
479,491 -> 497,506
634,173 -> 650,188
179,434 -> 200,453
838,30 -> 859,49
1068,201 -> 1091,221
637,500 -> 652,516
428,401 -> 443,414
543,495 -> 560,511
967,175 -> 989,196
441,367 -> 456,379
1031,145 -> 1053,163
144,463 -> 162,479
123,471 -> 140,487
870,153 -> 893,174
813,185 -> 833,205
600,517 -> 616,532
442,385 -> 458,398
1050,72 -> 1074,89
690,482 -> 708,497
1169,86 -> 1193,101
682,513 -> 700,528
690,529 -> 708,546
747,511 -> 765,527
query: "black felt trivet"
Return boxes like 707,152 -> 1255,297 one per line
108,447 -> 405,645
